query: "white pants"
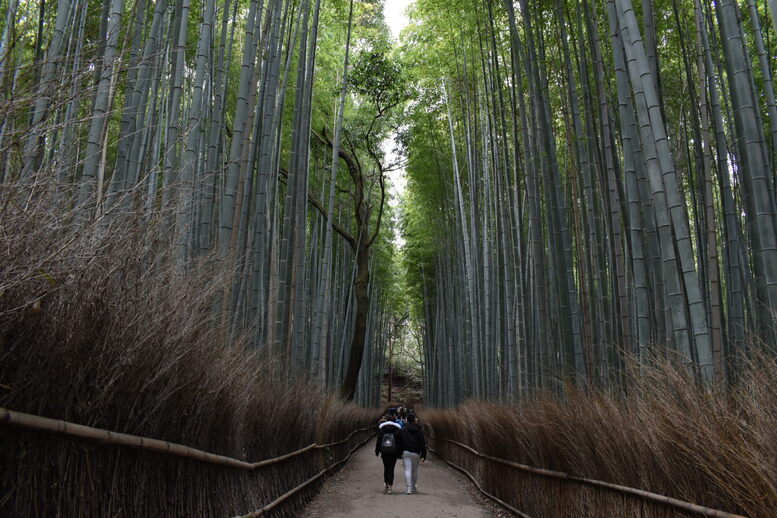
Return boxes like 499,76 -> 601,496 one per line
402,451 -> 420,490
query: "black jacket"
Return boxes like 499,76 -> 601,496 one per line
375,420 -> 403,457
400,422 -> 426,460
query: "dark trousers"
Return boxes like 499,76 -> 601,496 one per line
381,454 -> 399,485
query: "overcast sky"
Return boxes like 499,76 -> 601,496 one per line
384,0 -> 413,40
382,1 -> 413,245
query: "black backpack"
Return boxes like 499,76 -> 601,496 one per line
380,431 -> 397,454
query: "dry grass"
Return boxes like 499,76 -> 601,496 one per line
0,183 -> 377,517
422,358 -> 777,517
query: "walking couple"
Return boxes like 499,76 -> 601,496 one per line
375,409 -> 427,495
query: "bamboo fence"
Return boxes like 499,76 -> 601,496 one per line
428,434 -> 748,518
1,406 -> 375,515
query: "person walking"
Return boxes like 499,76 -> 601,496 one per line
375,416 -> 403,494
399,412 -> 426,494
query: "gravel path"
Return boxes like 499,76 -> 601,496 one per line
303,444 -> 504,518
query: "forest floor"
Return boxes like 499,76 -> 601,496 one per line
303,445 -> 511,517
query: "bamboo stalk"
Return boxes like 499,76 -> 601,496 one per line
1,407 -> 372,470
428,435 -> 748,518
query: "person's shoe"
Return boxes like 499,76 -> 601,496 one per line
412,485 -> 417,493
406,486 -> 413,494
386,485 -> 392,494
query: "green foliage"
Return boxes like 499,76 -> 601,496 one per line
303,2 -> 408,304
350,49 -> 405,113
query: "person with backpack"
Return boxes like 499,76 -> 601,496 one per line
375,415 -> 403,494
399,412 -> 426,494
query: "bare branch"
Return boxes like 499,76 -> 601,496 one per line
278,167 -> 356,250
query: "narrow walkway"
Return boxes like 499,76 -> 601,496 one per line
304,445 -> 504,517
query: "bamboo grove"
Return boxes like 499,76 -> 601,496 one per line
400,0 -> 777,406
0,0 -> 408,404
3,0 -> 777,410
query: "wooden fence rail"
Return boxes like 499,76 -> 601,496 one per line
1,406 -> 371,470
236,432 -> 376,517
2,406 -> 376,516
426,445 -> 531,518
428,434 -> 747,518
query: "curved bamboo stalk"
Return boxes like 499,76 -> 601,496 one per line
428,435 -> 748,518
0,407 -> 372,470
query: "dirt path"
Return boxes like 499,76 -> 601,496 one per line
303,445 -> 504,517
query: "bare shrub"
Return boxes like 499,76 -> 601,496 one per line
0,183 -> 377,517
422,358 -> 777,517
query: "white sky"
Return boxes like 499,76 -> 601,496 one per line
382,1 -> 412,248
384,0 -> 413,40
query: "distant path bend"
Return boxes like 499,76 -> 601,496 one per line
303,445 -> 504,517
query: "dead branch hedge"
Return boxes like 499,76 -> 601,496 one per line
0,183 -> 377,517
422,359 -> 777,518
